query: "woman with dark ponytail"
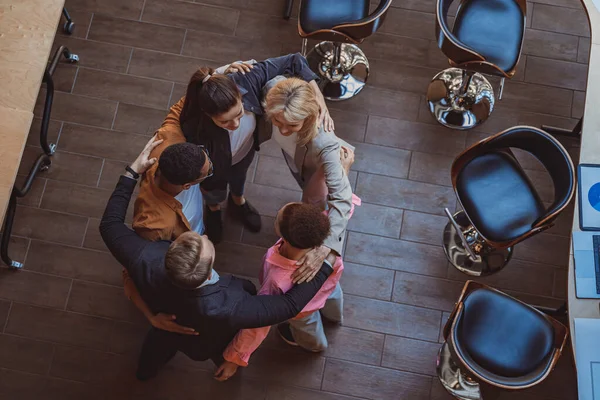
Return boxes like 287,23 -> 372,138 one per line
148,54 -> 333,244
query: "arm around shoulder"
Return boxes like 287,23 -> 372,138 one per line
228,262 -> 334,330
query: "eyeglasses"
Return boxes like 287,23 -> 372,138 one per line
198,145 -> 214,181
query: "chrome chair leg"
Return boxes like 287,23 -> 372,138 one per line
426,68 -> 495,130
305,41 -> 369,101
301,38 -> 308,57
283,0 -> 294,19
442,209 -> 512,276
498,77 -> 505,100
437,342 -> 483,400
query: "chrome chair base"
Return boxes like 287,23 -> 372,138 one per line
306,41 -> 369,101
427,68 -> 495,130
442,210 -> 513,276
437,342 -> 483,400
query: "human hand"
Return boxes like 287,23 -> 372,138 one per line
130,135 -> 164,174
316,97 -> 335,132
225,62 -> 254,75
318,103 -> 334,132
340,146 -> 355,175
149,313 -> 198,335
309,80 -> 335,132
292,245 -> 331,283
214,361 -> 239,381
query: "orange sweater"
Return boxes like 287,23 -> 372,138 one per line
132,97 -> 190,242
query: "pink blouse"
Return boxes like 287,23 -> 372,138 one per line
222,195 -> 360,366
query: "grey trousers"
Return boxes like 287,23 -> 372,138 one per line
289,282 -> 343,352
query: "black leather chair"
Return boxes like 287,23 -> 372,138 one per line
291,0 -> 392,100
442,126 -> 575,276
438,281 -> 568,399
427,0 -> 526,129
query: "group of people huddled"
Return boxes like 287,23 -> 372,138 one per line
100,53 -> 360,381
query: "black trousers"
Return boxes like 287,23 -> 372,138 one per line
136,328 -> 224,381
135,279 -> 256,381
202,148 -> 256,206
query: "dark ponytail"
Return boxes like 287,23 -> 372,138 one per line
179,67 -> 241,143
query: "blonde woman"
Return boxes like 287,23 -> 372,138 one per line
263,77 -> 359,283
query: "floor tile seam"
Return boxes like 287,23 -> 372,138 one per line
352,169 -> 455,188
138,0 -> 147,21
15,234 -> 114,255
245,181 -> 303,194
45,345 -> 57,376
271,377 -> 372,400
0,332 -> 136,359
343,199 -> 451,219
0,266 -> 81,284
36,179 -> 49,209
345,256 -> 563,294
319,354 -> 437,386
90,9 -> 248,39
59,35 -> 237,70
344,293 -> 444,320
110,102 -> 120,130
84,13 -> 94,40
529,0 -> 590,9
79,218 -> 91,248
359,138 -> 466,157
95,158 -> 106,188
17,162 -> 128,189
62,279 -> 75,311
2,298 -> 145,326
58,119 -> 165,138
68,65 -> 80,94
1,302 -> 13,333
71,64 -> 181,88
523,23 -> 590,39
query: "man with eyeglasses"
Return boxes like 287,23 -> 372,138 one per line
122,141 -> 215,336
133,142 -> 213,241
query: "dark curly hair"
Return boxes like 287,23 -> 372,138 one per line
278,203 -> 330,249
158,143 -> 207,186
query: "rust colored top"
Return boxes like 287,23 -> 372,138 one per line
132,97 -> 191,242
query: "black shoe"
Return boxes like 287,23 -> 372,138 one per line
136,367 -> 159,382
204,206 -> 223,244
277,322 -> 298,347
228,195 -> 262,232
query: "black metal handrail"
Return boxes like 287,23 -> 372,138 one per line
1,25 -> 78,268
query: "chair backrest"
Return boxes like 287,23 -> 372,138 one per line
436,0 -> 527,77
299,0 -> 393,43
444,281 -> 569,389
436,0 -> 485,65
452,126 -> 575,235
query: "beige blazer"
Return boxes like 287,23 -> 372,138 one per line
261,77 -> 354,255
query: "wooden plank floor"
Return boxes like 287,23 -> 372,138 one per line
0,0 -> 585,398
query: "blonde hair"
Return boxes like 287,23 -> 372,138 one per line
264,78 -> 319,146
165,232 -> 214,289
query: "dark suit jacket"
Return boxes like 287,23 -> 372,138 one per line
99,176 -> 333,361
